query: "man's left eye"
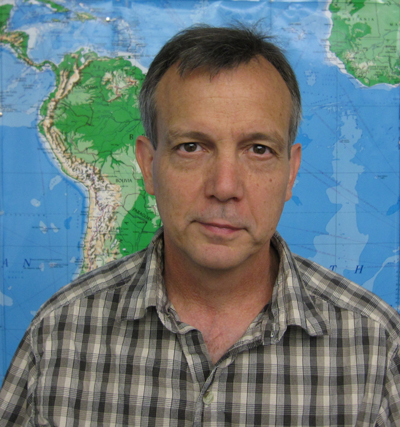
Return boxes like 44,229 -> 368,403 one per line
251,144 -> 270,155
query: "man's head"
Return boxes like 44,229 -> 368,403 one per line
135,25 -> 302,275
139,25 -> 301,149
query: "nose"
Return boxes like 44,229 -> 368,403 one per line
205,154 -> 244,202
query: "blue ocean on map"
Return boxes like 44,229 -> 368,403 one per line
1,0 -> 399,379
2,123 -> 87,374
0,47 -> 87,372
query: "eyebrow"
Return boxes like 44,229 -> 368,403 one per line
165,130 -> 212,144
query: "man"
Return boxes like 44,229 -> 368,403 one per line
1,25 -> 399,426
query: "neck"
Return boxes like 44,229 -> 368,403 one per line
163,243 -> 279,363
165,251 -> 277,312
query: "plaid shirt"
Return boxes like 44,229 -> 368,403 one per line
1,229 -> 400,426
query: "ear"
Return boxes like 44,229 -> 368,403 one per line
285,143 -> 301,201
135,135 -> 156,195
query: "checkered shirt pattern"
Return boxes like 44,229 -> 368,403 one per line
1,228 -> 400,426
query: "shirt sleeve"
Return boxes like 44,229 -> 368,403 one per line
0,329 -> 36,426
376,346 -> 400,426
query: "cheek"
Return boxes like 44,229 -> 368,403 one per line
158,165 -> 203,197
153,169 -> 198,218
254,177 -> 289,215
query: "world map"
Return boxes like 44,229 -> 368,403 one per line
0,0 -> 399,381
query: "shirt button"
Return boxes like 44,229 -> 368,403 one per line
203,391 -> 214,405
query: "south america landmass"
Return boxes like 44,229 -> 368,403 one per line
0,3 -> 161,275
38,50 -> 161,273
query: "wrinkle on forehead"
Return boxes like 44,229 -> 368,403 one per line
155,57 -> 292,149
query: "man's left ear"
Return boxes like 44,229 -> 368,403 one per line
135,135 -> 156,195
286,143 -> 301,202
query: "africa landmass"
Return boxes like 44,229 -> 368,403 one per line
329,0 -> 400,86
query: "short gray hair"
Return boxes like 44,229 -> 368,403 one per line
139,24 -> 302,148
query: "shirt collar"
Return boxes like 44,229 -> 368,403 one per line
115,227 -> 166,322
116,228 -> 329,338
270,232 -> 330,339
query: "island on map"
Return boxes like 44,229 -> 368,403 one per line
329,0 -> 400,86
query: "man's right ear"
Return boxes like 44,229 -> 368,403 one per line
135,136 -> 155,195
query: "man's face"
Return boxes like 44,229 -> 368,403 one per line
136,58 -> 301,273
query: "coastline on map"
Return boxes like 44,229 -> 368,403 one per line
322,0 -> 400,90
117,52 -> 148,74
36,129 -> 89,279
322,0 -> 354,82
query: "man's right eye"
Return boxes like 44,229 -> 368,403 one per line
178,143 -> 200,153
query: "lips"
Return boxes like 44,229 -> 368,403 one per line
197,221 -> 244,236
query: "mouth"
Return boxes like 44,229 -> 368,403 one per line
197,221 -> 244,236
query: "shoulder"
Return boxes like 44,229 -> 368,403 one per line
294,253 -> 400,341
30,247 -> 149,329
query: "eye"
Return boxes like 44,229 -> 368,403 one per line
250,144 -> 271,155
178,143 -> 201,153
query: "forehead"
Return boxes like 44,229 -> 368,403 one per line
154,57 -> 292,142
